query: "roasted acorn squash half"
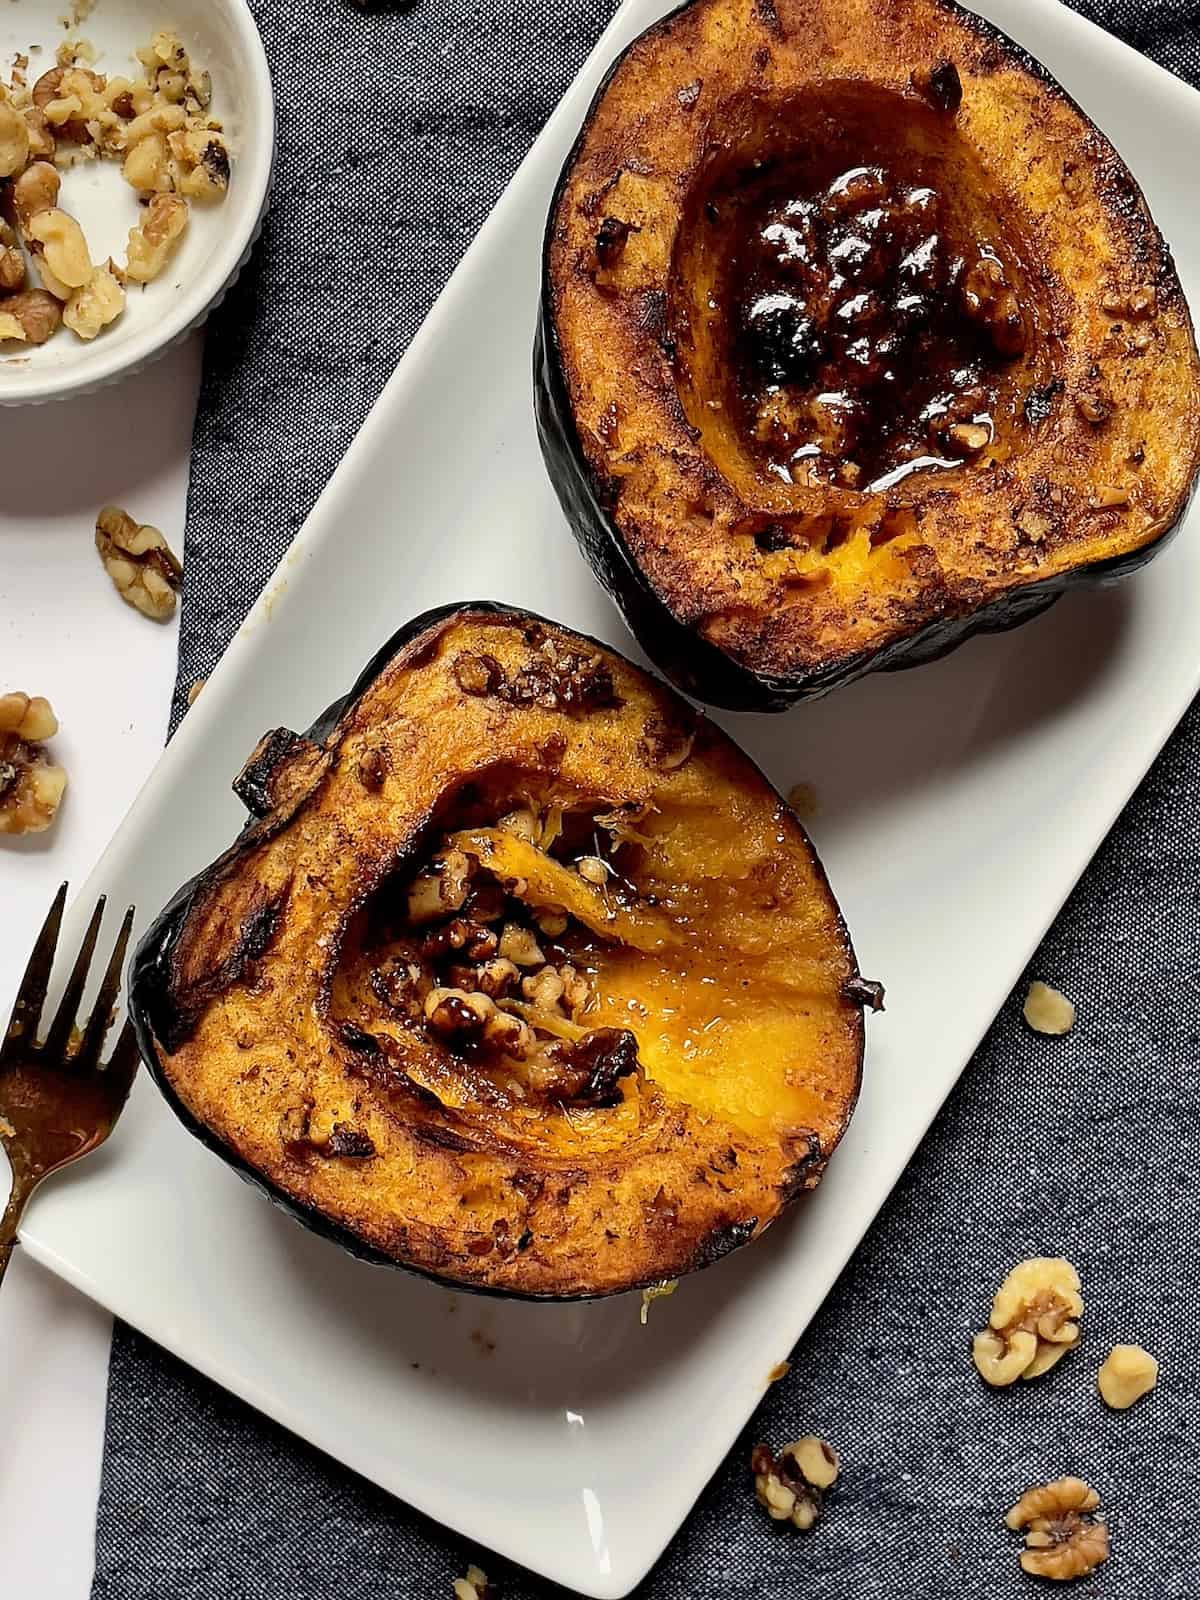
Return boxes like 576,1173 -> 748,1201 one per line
536,0 -> 1200,708
129,605 -> 876,1298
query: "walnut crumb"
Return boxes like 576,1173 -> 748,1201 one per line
640,713 -> 695,771
0,1114 -> 16,1138
1087,485 -> 1130,510
1023,980 -> 1075,1036
186,679 -> 205,707
452,1564 -> 492,1600
752,1436 -> 839,1531
1006,1477 -> 1109,1580
95,505 -> 182,620
973,1257 -> 1082,1385
1097,1343 -> 1158,1410
0,691 -> 67,835
1075,389 -> 1111,425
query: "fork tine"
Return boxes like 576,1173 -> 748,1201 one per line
1,881 -> 67,1061
101,1017 -> 141,1111
76,905 -> 136,1069
42,895 -> 107,1063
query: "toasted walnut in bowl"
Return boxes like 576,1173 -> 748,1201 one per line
0,0 -> 272,405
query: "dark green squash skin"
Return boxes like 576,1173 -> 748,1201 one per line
532,0 -> 1199,713
127,601 -> 862,1299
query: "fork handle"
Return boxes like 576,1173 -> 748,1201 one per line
0,1178 -> 34,1289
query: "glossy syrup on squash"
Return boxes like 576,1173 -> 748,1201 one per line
724,161 -> 1025,490
329,771 -> 848,1143
144,609 -> 870,1294
669,84 -> 1046,508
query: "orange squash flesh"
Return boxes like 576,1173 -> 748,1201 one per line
132,606 -> 871,1297
540,0 -> 1200,704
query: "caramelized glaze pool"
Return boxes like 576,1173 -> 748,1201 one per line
711,160 -> 1029,490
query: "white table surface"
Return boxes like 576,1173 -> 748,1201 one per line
0,337 -> 202,1599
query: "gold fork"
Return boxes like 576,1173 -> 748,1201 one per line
0,883 -> 139,1287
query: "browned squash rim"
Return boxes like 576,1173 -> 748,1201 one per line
130,603 -> 873,1299
538,0 -> 1200,706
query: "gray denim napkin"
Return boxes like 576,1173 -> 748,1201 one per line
93,2 -> 1200,1596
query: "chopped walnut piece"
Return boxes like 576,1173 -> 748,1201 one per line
0,692 -> 57,744
1088,485 -> 1130,510
0,692 -> 67,836
95,505 -> 183,621
1005,1477 -> 1109,1581
507,631 -> 618,712
425,986 -> 493,1042
0,99 -> 30,176
1075,389 -> 1111,424
63,263 -> 124,339
1102,286 -> 1155,320
973,1257 -> 1082,1385
947,421 -> 990,455
26,206 -> 91,289
453,652 -> 503,696
0,243 -> 25,294
1015,503 -> 1053,544
961,251 -> 1026,357
451,1565 -> 493,1600
10,162 -> 61,230
498,922 -> 544,967
751,1436 -> 839,1530
1097,1343 -> 1158,1409
1023,980 -> 1075,1035
169,127 -> 230,201
558,962 -> 591,1015
406,848 -> 472,924
640,713 -> 695,771
521,965 -> 565,1009
972,1327 -> 1038,1385
121,128 -> 172,194
124,192 -> 189,282
186,679 -> 205,707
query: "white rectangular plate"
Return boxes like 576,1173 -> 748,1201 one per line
20,2 -> 1200,1594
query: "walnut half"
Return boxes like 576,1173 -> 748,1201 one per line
973,1257 -> 1082,1385
751,1436 -> 839,1531
1006,1476 -> 1110,1580
95,504 -> 183,620
0,691 -> 67,835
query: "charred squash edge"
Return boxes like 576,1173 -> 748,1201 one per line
127,600 -> 868,1299
534,0 -> 1200,711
